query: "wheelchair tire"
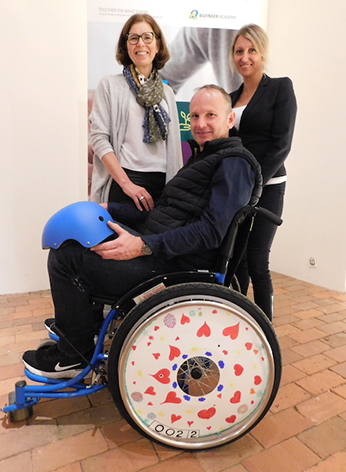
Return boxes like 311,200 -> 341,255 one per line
107,283 -> 281,450
37,339 -> 57,350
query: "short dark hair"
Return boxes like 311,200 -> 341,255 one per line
193,84 -> 233,112
116,14 -> 170,70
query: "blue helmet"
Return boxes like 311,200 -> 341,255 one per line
42,201 -> 115,249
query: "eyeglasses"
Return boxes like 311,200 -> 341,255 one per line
126,32 -> 157,45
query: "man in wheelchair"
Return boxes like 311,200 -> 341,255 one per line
23,85 -> 259,379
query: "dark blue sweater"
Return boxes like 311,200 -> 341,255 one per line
108,138 -> 255,270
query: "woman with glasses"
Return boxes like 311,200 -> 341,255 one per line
89,14 -> 182,212
229,24 -> 297,320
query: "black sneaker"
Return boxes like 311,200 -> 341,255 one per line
22,343 -> 93,379
44,318 -> 56,334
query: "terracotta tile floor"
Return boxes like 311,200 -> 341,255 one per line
1,272 -> 346,472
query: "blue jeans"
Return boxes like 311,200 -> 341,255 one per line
235,182 -> 286,319
47,233 -> 176,356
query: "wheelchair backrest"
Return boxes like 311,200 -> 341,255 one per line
215,151 -> 263,280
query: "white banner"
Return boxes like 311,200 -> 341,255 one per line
87,0 -> 268,163
88,1 -> 268,29
88,0 -> 268,100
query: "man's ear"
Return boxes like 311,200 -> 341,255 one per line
228,111 -> 236,130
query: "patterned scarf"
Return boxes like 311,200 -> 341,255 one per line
123,64 -> 171,143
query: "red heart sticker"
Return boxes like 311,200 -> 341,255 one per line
225,415 -> 236,424
171,414 -> 182,424
151,368 -> 170,384
245,343 -> 252,350
161,391 -> 182,404
169,345 -> 181,361
254,375 -> 262,385
153,353 -> 160,359
197,322 -> 211,338
222,323 -> 240,340
197,407 -> 216,420
234,364 -> 244,376
154,326 -> 160,331
181,314 -> 190,325
230,391 -> 241,404
187,421 -> 194,427
144,386 -> 156,395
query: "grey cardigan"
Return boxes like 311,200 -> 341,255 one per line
89,74 -> 183,202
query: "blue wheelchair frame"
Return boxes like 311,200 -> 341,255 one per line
3,270 -> 221,419
2,202 -> 282,444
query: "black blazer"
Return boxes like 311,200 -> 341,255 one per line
230,75 -> 297,184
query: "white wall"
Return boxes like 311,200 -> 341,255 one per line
1,1 -> 345,295
0,2 -> 88,294
267,0 -> 346,292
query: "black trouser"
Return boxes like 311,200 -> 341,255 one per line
47,235 -> 175,356
236,182 -> 285,320
109,168 -> 166,203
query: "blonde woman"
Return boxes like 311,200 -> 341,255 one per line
229,24 -> 297,320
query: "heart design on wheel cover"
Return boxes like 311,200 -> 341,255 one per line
254,375 -> 262,385
150,368 -> 170,384
181,314 -> 190,325
233,364 -> 244,376
144,386 -> 156,395
197,322 -> 211,338
197,407 -> 216,420
161,391 -> 182,404
230,391 -> 241,404
169,345 -> 181,361
225,415 -> 237,423
222,323 -> 240,340
171,414 -> 182,424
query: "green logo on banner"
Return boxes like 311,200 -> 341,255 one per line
177,101 -> 192,142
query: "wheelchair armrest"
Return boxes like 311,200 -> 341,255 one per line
215,204 -> 283,279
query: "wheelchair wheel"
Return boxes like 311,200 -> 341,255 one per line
107,283 -> 281,450
37,339 -> 57,350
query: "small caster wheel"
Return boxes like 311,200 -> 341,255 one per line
37,338 -> 57,350
8,390 -> 33,423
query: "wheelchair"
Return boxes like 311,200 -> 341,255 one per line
2,199 -> 282,450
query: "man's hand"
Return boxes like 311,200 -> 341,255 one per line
90,222 -> 144,260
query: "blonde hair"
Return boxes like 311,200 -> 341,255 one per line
230,24 -> 269,71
